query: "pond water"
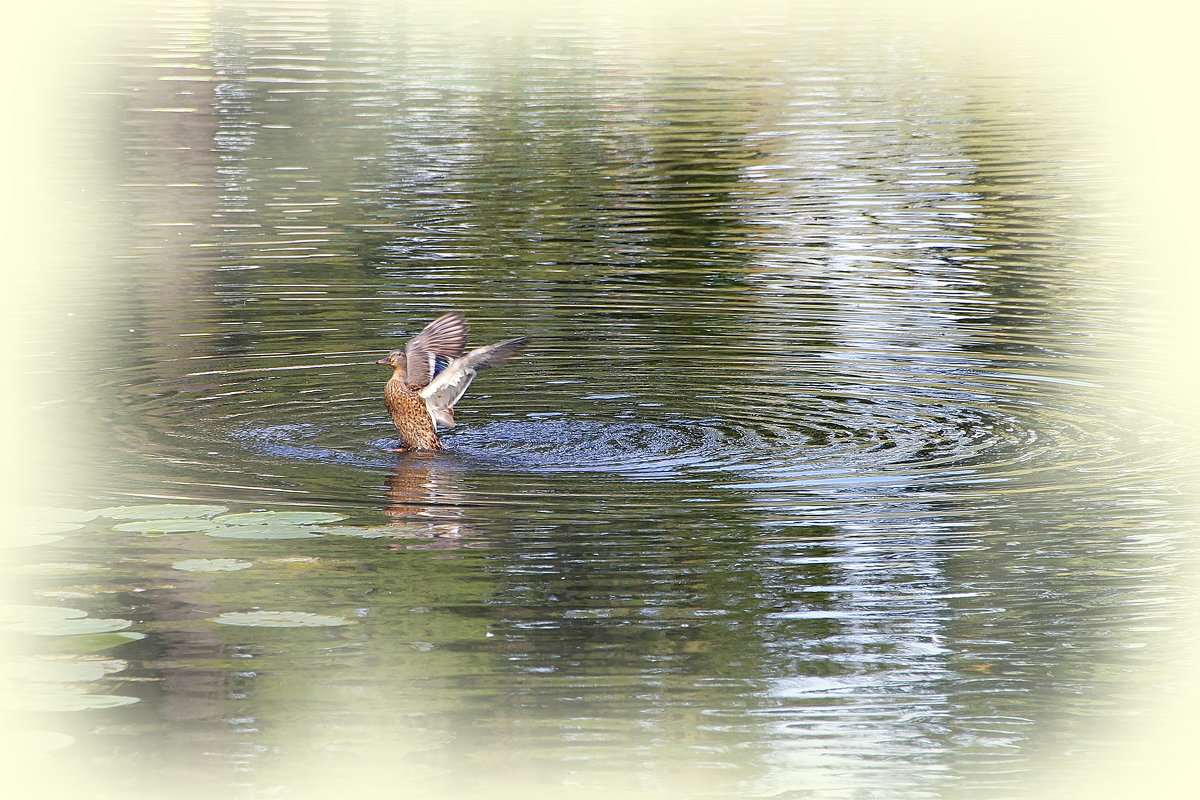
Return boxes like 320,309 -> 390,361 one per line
5,2 -> 1197,799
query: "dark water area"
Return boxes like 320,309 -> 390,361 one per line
5,2 -> 1196,799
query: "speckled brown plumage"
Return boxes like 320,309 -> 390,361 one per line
376,312 -> 528,451
383,377 -> 443,450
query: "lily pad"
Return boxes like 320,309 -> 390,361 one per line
113,519 -> 216,533
322,525 -> 395,539
172,558 -> 254,572
5,657 -> 128,683
25,520 -> 85,535
0,605 -> 88,623
44,631 -> 145,654
25,506 -> 100,523
19,562 -> 105,575
204,526 -> 322,540
2,533 -> 65,548
212,611 -> 350,627
17,693 -> 140,712
5,617 -> 132,636
97,504 -> 228,520
213,511 -> 345,526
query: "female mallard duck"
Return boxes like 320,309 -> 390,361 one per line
375,312 -> 528,450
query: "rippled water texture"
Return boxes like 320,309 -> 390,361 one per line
7,2 -> 1196,800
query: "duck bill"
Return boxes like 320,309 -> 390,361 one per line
375,358 -> 392,366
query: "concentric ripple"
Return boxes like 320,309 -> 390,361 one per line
439,393 -> 1139,495
208,361 -> 1154,509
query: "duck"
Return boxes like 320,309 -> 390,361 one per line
375,312 -> 528,450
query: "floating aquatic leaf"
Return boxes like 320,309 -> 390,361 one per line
17,693 -> 140,712
322,525 -> 395,539
204,526 -> 322,540
19,562 -> 104,575
212,611 -> 350,627
24,507 -> 99,523
213,511 -> 345,526
97,504 -> 228,520
172,558 -> 254,572
5,657 -> 127,683
38,590 -> 97,602
9,508 -> 93,538
25,520 -> 85,535
0,605 -> 88,623
44,631 -> 145,654
1,533 -> 65,548
113,519 -> 216,533
5,617 -> 132,636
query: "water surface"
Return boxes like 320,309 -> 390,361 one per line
6,3 -> 1195,799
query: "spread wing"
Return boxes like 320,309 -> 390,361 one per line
405,312 -> 469,389
419,337 -> 528,420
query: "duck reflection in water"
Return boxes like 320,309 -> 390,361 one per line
375,312 -> 528,451
375,312 -> 528,548
382,457 -> 472,550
